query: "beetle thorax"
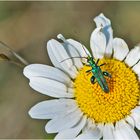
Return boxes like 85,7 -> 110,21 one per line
87,57 -> 95,67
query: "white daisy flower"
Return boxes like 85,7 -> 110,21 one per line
23,13 -> 140,139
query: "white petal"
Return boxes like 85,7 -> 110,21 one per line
28,99 -> 77,119
132,61 -> 140,75
54,116 -> 87,139
131,106 -> 140,130
80,119 -> 102,139
67,39 -> 91,57
63,42 -> 83,70
125,46 -> 140,67
131,106 -> 140,116
94,13 -> 111,27
45,109 -> 82,133
47,39 -> 78,79
125,115 -> 135,129
83,119 -> 96,131
76,133 -> 97,140
90,27 -> 106,59
97,123 -> 104,137
29,77 -> 74,98
114,120 -> 139,140
57,34 -> 83,70
23,64 -> 73,87
103,123 -> 114,140
113,38 -> 129,61
67,39 -> 91,63
94,13 -> 113,57
47,39 -> 72,67
76,128 -> 101,140
47,43 -> 62,69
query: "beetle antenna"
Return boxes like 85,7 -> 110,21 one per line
60,56 -> 87,63
96,59 -> 100,65
76,40 -> 90,58
81,44 -> 89,56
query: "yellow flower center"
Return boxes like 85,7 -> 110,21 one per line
74,58 -> 140,123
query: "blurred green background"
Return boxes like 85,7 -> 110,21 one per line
0,1 -> 140,139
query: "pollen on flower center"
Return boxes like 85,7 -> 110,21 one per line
74,58 -> 140,123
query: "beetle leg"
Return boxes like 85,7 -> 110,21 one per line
100,63 -> 106,67
84,64 -> 90,66
86,69 -> 92,76
90,76 -> 96,84
96,59 -> 100,65
86,69 -> 92,73
103,71 -> 112,78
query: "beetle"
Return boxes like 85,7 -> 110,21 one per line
85,55 -> 111,93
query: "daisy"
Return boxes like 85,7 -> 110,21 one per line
23,13 -> 140,139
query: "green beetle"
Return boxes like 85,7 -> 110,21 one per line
85,55 -> 111,93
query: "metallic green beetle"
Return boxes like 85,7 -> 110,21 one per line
85,55 -> 112,93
